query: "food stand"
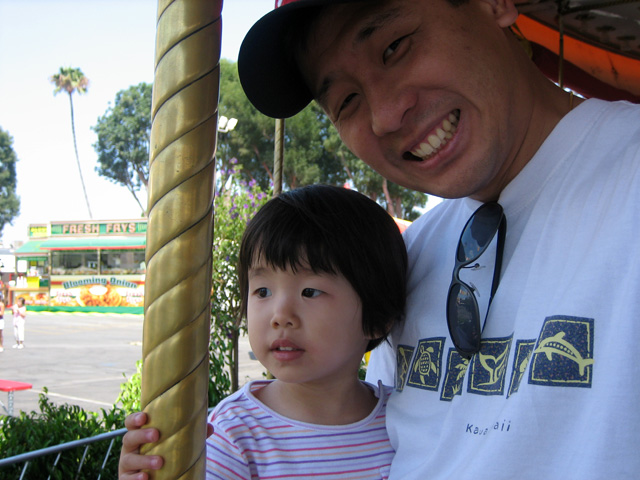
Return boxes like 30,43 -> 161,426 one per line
11,219 -> 146,313
11,224 -> 49,306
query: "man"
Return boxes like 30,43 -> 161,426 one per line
238,0 -> 640,478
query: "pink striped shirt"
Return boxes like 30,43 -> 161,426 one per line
205,380 -> 394,479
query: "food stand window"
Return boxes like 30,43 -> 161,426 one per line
51,250 -> 98,275
101,249 -> 146,275
16,257 -> 48,277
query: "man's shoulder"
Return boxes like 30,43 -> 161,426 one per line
404,199 -> 470,246
574,99 -> 640,134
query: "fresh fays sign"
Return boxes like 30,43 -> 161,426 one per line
50,221 -> 147,236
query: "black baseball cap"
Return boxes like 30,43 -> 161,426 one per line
238,0 -> 359,119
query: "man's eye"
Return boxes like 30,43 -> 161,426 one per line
302,288 -> 321,298
338,93 -> 357,115
383,37 -> 404,63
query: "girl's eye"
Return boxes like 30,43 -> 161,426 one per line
255,287 -> 271,298
302,288 -> 321,298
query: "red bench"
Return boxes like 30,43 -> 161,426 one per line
0,379 -> 33,416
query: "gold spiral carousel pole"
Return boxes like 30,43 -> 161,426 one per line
140,0 -> 222,478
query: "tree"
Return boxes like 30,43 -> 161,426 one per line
217,59 -> 428,219
0,127 -> 20,238
50,66 -> 92,218
317,105 -> 428,220
217,59 -> 277,190
92,83 -> 151,215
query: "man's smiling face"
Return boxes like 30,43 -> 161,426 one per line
299,0 -> 528,202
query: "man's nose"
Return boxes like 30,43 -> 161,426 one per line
368,79 -> 414,137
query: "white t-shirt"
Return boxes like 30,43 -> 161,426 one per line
367,99 -> 640,479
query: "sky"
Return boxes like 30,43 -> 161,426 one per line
0,0 -> 273,246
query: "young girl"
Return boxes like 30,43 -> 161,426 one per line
119,184 -> 408,479
12,297 -> 27,349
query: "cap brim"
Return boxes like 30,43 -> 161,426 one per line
238,0 -> 356,119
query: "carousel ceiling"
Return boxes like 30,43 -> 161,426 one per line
514,0 -> 640,100
518,0 -> 640,58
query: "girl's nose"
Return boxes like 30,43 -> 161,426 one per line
270,298 -> 299,329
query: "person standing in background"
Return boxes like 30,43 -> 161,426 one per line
0,293 -> 5,352
12,297 -> 26,349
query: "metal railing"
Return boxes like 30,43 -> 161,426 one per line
0,427 -> 126,479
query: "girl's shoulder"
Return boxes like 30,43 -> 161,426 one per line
209,380 -> 272,422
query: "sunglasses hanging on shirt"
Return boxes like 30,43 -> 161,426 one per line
446,202 -> 506,359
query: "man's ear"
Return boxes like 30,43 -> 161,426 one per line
478,0 -> 519,28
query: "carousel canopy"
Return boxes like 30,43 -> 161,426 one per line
515,0 -> 640,102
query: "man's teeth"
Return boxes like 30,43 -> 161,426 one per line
410,111 -> 460,159
277,347 -> 295,351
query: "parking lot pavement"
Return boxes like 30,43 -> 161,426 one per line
0,312 -> 265,417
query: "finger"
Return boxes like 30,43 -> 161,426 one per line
119,451 -> 164,474
122,428 -> 160,452
207,423 -> 214,438
124,412 -> 148,430
119,472 -> 149,480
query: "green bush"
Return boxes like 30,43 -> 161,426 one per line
0,388 -> 126,479
210,166 -> 270,406
117,359 -> 142,413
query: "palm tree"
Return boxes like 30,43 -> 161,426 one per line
50,67 -> 93,218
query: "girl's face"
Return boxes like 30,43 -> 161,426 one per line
247,261 -> 369,387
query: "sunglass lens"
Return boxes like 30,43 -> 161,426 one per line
458,202 -> 504,262
447,282 -> 481,356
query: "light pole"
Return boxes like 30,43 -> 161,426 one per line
216,116 -> 238,195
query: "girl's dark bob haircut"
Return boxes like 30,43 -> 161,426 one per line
238,184 -> 407,352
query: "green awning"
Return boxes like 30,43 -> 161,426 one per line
40,237 -> 146,250
15,240 -> 48,256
